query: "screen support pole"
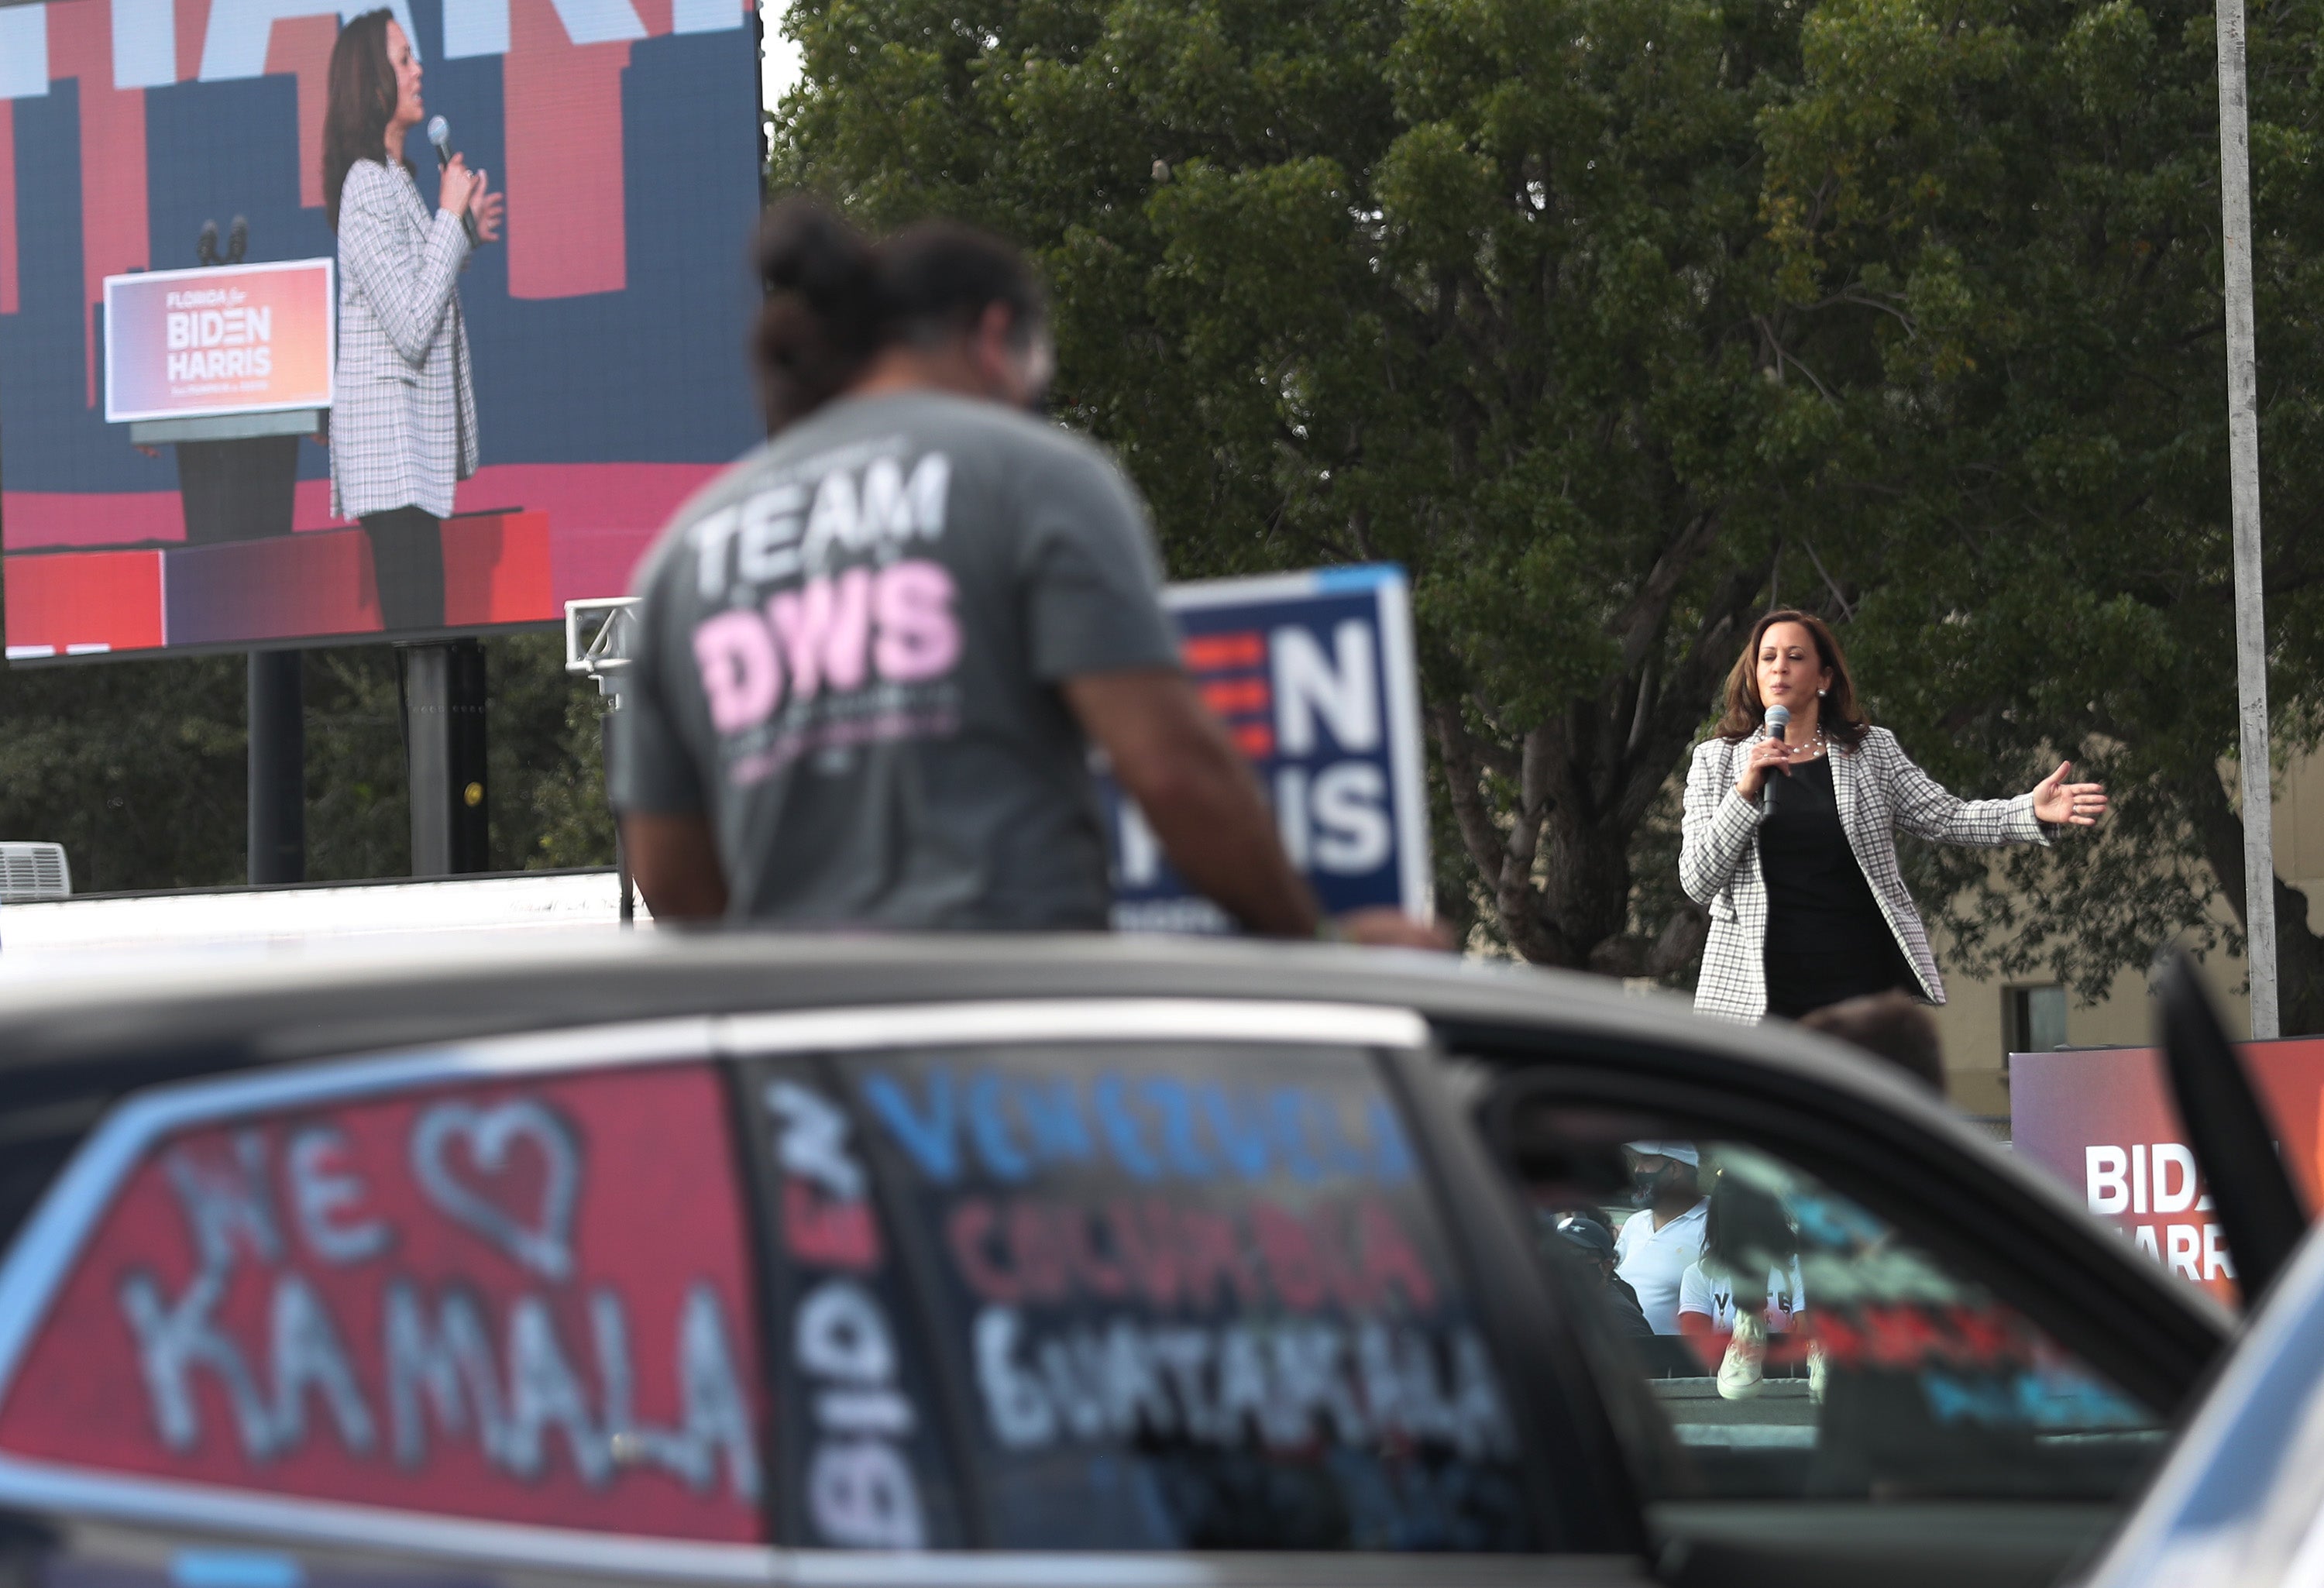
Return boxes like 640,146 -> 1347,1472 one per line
403,640 -> 490,877
246,649 -> 304,885
603,709 -> 634,926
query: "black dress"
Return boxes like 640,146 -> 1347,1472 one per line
1759,755 -> 1919,1019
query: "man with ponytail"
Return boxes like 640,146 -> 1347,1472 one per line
612,198 -> 1441,946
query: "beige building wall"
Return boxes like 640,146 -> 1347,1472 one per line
1934,751 -> 2324,1121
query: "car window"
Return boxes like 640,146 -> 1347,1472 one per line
830,1040 -> 1533,1552
1500,1100 -> 2171,1504
0,1058 -> 768,1541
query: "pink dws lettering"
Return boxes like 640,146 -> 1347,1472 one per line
693,561 -> 959,736
693,610 -> 783,733
765,567 -> 871,703
872,560 -> 961,682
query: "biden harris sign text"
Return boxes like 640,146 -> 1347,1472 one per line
1106,565 -> 1431,932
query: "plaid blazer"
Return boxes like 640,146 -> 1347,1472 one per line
330,160 -> 478,521
1679,725 -> 2050,1024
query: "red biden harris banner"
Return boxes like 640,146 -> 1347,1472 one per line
2011,1036 -> 2324,1306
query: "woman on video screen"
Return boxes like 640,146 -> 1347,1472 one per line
322,9 -> 503,634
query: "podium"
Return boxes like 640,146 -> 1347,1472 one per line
126,408 -> 323,883
129,407 -> 321,546
98,257 -> 504,880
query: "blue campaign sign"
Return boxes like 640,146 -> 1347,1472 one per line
1106,564 -> 1432,932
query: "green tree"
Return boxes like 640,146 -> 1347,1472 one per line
1752,0 -> 2324,1026
772,0 -> 2324,1026
0,652 -> 244,892
774,0 -> 1868,972
0,634 -> 614,889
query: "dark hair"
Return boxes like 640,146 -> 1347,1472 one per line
1800,990 -> 1946,1091
1702,1170 -> 1798,1277
1714,607 -> 1871,749
753,195 -> 1047,433
322,11 -> 411,232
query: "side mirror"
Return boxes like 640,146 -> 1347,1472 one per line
2156,949 -> 2308,1304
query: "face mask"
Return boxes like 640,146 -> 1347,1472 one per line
1631,1165 -> 1665,1204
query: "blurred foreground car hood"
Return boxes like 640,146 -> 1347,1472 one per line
2081,1225 -> 2324,1588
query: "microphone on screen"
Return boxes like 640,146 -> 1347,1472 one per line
1763,703 -> 1791,815
427,115 -> 483,247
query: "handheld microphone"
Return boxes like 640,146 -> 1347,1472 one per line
1763,703 -> 1791,813
427,115 -> 482,247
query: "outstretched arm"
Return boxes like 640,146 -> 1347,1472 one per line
623,812 -> 726,920
2029,761 -> 2109,827
1066,668 -> 1318,938
1889,744 -> 2106,847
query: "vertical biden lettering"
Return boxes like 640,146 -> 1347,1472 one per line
165,290 -> 273,383
1121,620 -> 1391,885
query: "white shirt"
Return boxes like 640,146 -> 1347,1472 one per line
1677,1258 -> 1807,1332
1613,1198 -> 1708,1333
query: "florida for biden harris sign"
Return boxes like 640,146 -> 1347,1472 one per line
104,259 -> 334,422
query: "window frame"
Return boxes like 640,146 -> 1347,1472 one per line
1379,1043 -> 1653,1555
2007,984 -> 2070,1061
1468,1043 -> 2223,1425
727,1047 -> 975,1551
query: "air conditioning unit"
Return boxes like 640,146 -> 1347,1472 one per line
0,844 -> 71,902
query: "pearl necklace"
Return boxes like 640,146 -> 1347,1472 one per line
1773,724 -> 1829,761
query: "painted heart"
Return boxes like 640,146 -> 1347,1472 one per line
410,1098 -> 579,1281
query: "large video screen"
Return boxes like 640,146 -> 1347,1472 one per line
0,0 -> 761,659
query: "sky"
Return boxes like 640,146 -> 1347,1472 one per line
760,2 -> 803,112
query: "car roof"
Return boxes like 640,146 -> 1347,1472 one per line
0,931 -> 2080,1188
0,930 -> 1885,1085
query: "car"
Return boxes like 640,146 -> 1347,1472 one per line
2076,1208 -> 2324,1588
0,935 -> 2229,1588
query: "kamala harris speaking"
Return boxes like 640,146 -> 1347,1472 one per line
321,10 -> 504,634
1679,608 -> 2107,1025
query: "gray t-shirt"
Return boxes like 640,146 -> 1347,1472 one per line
610,390 -> 1179,929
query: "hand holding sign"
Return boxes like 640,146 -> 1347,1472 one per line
1336,906 -> 1452,950
1106,565 -> 1437,938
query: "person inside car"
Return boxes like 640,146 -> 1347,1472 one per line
1613,1141 -> 1708,1335
1549,1211 -> 1655,1340
1677,1167 -> 1807,1400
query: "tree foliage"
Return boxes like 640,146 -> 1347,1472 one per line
0,634 -> 614,890
1757,0 -> 2324,1024
772,0 -> 2324,1026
